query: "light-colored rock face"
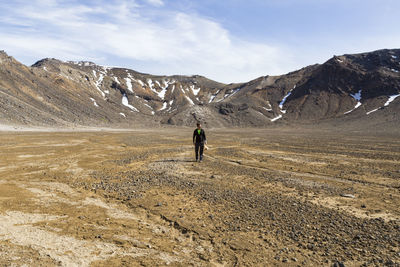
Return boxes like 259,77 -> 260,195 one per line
0,49 -> 399,129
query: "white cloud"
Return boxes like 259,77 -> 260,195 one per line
0,0 -> 291,83
145,0 -> 164,7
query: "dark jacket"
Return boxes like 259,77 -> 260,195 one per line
193,128 -> 206,144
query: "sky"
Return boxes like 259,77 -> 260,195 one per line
0,0 -> 399,83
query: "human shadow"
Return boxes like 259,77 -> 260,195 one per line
154,159 -> 195,163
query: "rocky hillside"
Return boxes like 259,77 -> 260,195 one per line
0,49 -> 399,128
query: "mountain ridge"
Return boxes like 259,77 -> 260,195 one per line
0,48 -> 399,129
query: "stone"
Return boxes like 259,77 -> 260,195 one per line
332,261 -> 346,267
341,194 -> 355,198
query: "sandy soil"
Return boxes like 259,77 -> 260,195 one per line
0,128 -> 398,266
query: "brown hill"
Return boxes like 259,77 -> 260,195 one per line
0,49 -> 399,129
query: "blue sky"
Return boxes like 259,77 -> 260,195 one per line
0,0 -> 399,83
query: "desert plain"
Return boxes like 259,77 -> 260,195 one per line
0,127 -> 399,266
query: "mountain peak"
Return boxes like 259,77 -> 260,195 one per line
32,58 -> 64,67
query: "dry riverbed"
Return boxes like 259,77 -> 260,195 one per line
0,128 -> 399,266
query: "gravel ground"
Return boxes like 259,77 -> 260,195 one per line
0,128 -> 399,266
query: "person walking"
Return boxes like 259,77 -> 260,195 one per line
193,122 -> 207,162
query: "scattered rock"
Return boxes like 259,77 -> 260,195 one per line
332,261 -> 346,267
341,194 -> 355,198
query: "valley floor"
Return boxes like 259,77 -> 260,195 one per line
0,128 -> 399,266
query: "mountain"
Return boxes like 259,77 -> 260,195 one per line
0,49 -> 399,129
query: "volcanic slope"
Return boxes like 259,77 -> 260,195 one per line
0,49 -> 399,128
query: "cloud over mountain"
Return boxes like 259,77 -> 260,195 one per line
0,0 -> 289,83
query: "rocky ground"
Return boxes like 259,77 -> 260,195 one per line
0,128 -> 398,266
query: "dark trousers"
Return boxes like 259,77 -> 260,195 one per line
195,142 -> 204,161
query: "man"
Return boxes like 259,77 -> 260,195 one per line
193,122 -> 207,162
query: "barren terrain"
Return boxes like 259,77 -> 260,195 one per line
0,128 -> 399,266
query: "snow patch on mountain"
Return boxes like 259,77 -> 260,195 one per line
159,102 -> 168,111
148,79 -> 167,100
344,90 -> 362,114
185,96 -> 194,105
125,78 -> 133,93
365,93 -> 399,115
209,95 -> 216,103
158,88 -> 167,99
167,100 -> 174,112
94,73 -> 105,98
90,98 -> 99,107
156,80 -> 169,100
147,79 -> 155,91
136,79 -> 145,87
209,89 -> 221,103
384,94 -> 400,106
224,88 -> 240,99
366,108 -> 380,115
122,95 -> 138,112
217,87 -> 241,102
351,90 -> 362,101
271,115 -> 282,122
264,102 -> 272,111
191,85 -> 201,96
279,85 -> 296,114
70,61 -> 96,67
